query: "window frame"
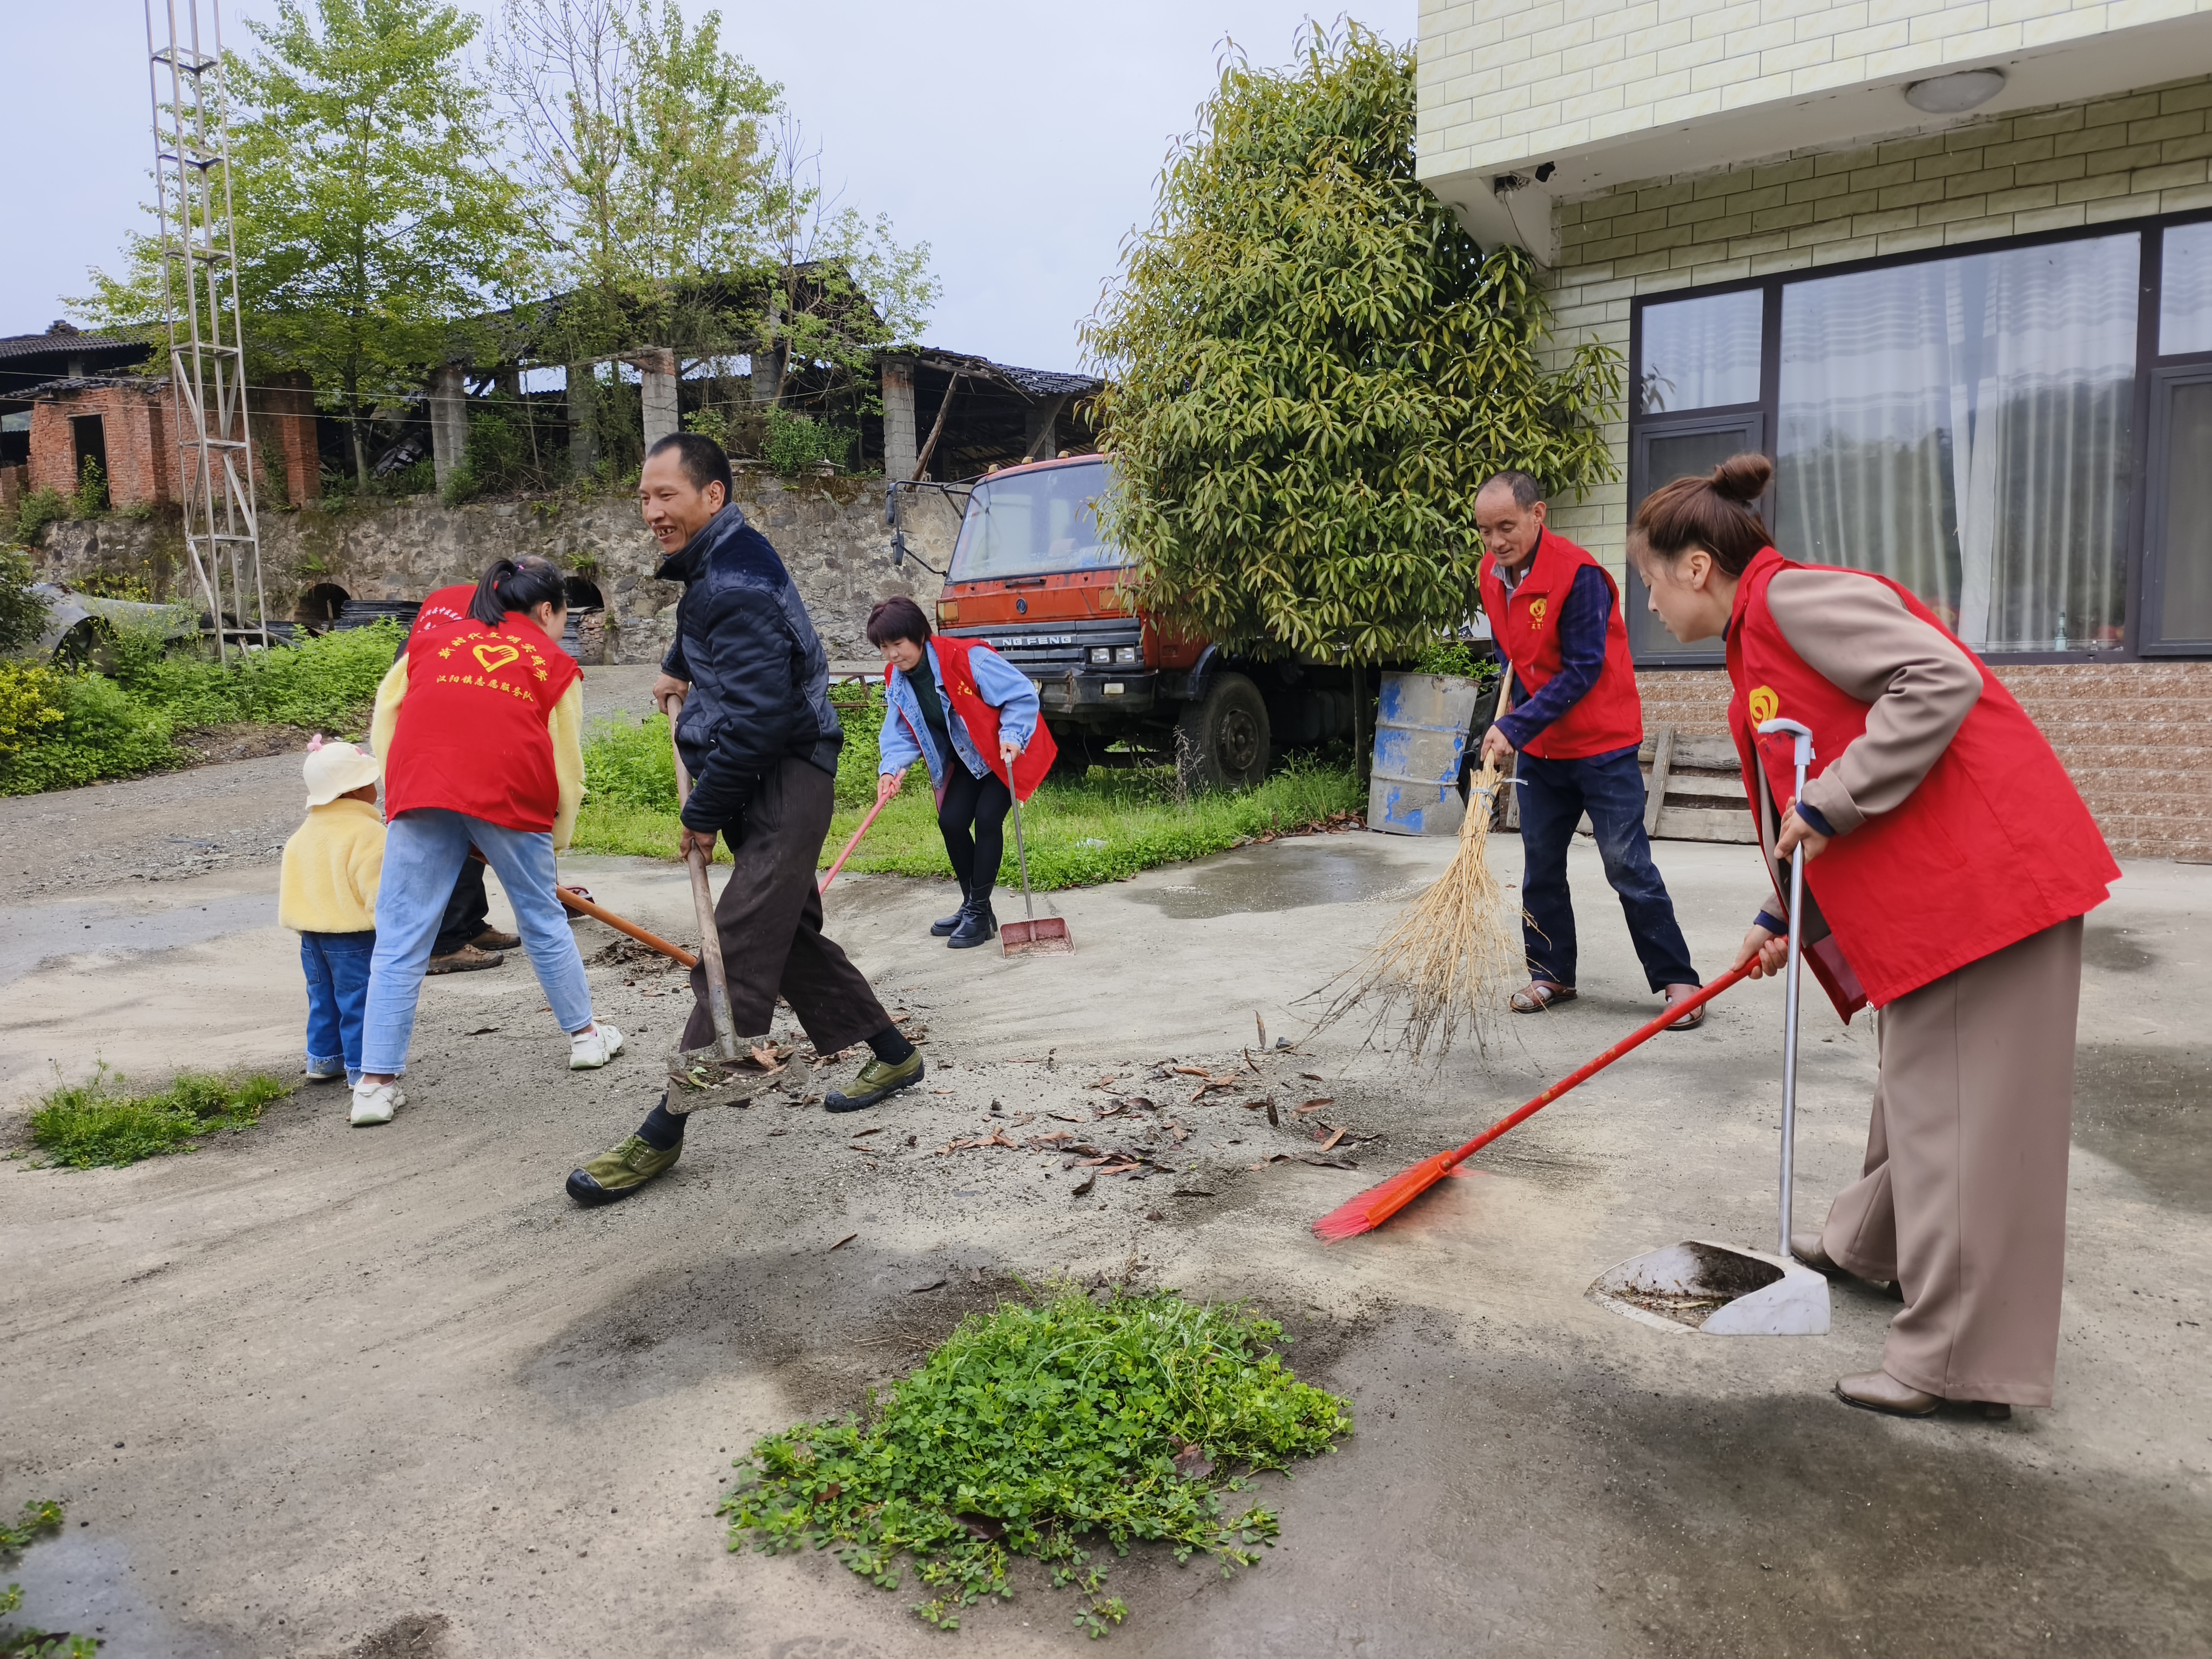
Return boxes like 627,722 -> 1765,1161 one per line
1625,208 -> 2212,666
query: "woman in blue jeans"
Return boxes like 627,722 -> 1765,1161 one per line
353,556 -> 622,1127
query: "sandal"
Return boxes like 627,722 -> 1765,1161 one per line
1509,981 -> 1576,1013
1662,984 -> 1706,1031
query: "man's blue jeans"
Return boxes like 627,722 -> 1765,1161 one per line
302,929 -> 375,1084
362,810 -> 595,1076
1518,744 -> 1699,993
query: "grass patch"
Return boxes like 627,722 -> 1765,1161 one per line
719,1285 -> 1352,1635
571,696 -> 1365,888
26,1068 -> 292,1169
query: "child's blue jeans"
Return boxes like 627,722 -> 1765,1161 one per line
302,929 -> 376,1084
361,809 -> 596,1077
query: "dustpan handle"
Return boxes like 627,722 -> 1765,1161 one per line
1008,784 -> 1037,922
1759,717 -> 1816,1258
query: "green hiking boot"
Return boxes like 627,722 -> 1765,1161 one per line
566,1134 -> 680,1205
824,1049 -> 925,1114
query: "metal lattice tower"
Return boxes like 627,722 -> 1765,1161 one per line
145,0 -> 267,659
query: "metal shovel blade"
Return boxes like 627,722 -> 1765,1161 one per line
1586,1240 -> 1831,1335
1000,915 -> 1073,956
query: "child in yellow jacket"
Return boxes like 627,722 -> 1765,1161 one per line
280,737 -> 387,1087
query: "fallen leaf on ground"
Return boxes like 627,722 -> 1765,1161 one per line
1296,1098 -> 1334,1115
1071,1174 -> 1096,1197
1174,1442 -> 1216,1480
908,1279 -> 947,1293
465,1025 -> 500,1036
1317,1127 -> 1347,1151
1048,1111 -> 1083,1123
1297,1154 -> 1357,1169
1239,1098 -> 1271,1111
850,1126 -> 883,1138
1265,1101 -> 1280,1127
1089,1076 -> 1118,1090
1171,1188 -> 1217,1198
1302,1073 -> 1324,1081
828,1232 -> 858,1252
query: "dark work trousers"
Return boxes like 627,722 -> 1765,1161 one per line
1517,744 -> 1699,993
680,754 -> 892,1056
939,766 -> 1012,901
432,856 -> 492,956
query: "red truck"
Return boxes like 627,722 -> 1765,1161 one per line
887,454 -> 1362,788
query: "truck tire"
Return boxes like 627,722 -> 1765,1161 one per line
1175,672 -> 1270,792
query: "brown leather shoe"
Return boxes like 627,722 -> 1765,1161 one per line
1790,1231 -> 1838,1272
471,927 -> 521,950
427,943 -> 504,975
1662,983 -> 1705,1030
1835,1370 -> 1940,1416
1509,981 -> 1577,1013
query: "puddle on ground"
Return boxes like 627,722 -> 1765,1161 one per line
4,1533 -> 231,1659
2072,1043 -> 2212,1213
2081,923 -> 2161,974
0,892 -> 277,988
1132,838 -> 1433,919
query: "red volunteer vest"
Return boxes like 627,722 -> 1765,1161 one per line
1727,547 -> 2115,1010
1477,530 -> 1644,759
884,635 -> 1057,803
410,583 -> 475,640
385,613 -> 582,832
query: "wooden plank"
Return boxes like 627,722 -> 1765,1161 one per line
1637,732 -> 1739,770
1661,774 -> 1748,804
1653,805 -> 1759,844
1643,724 -> 1675,837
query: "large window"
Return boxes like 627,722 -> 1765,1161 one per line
1628,214 -> 2212,662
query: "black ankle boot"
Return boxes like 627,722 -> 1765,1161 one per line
930,882 -> 970,937
947,896 -> 997,949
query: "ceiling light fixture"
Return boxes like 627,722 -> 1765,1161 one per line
1904,68 -> 2006,113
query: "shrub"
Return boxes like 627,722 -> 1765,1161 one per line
0,662 -> 65,763
29,1068 -> 291,1168
0,547 -> 49,650
106,618 -> 400,731
443,394 -> 560,504
762,408 -> 851,477
12,487 -> 70,544
581,711 -> 679,812
73,456 -> 109,517
828,680 -> 886,806
0,670 -> 177,793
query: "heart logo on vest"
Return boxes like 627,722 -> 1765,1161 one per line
1528,596 -> 1548,628
1748,685 -> 1780,725
473,642 -> 522,675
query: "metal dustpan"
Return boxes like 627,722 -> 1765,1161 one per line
1000,788 -> 1072,956
1589,718 -> 1831,1338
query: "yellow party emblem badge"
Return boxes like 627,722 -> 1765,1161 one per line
1528,596 -> 1548,628
473,642 -> 522,675
1748,685 -> 1780,725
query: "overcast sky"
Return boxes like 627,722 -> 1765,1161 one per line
1,2 -> 1411,372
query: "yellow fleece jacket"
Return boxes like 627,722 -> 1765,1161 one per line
279,797 -> 386,933
369,655 -> 586,851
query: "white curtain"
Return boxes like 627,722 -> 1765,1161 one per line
1776,234 -> 2137,651
1640,287 -> 1763,414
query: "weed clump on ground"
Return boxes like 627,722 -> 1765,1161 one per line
2,1498 -> 93,1657
27,1069 -> 291,1169
719,1285 -> 1352,1636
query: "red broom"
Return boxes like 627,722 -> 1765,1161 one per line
1312,962 -> 1756,1242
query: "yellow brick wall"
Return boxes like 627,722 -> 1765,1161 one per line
1417,0 -> 2212,178
1539,73 -> 2212,568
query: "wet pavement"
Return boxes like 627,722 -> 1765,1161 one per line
1,761 -> 2207,1657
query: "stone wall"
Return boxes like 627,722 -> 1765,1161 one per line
27,471 -> 961,667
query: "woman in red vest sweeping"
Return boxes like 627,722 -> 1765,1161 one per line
1474,471 -> 1707,1027
352,556 -> 623,1128
867,596 -> 1054,948
1632,455 -> 2117,1418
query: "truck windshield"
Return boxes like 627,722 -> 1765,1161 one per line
949,461 -> 1124,580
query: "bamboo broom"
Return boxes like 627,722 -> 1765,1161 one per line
1313,663 -> 1522,1064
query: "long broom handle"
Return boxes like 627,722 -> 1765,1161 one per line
667,702 -> 741,1062
1436,961 -> 1756,1173
554,886 -> 697,969
818,796 -> 889,893
1008,784 -> 1037,923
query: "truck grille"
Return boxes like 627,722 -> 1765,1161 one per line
946,619 -> 1141,673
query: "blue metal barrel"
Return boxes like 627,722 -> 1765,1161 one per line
1368,671 -> 1486,836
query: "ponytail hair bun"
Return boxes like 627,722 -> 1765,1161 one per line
1710,452 -> 1773,505
469,554 -> 569,628
1631,449 -> 1774,577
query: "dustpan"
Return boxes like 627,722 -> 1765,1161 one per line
999,787 -> 1071,955
1588,718 -> 1831,1337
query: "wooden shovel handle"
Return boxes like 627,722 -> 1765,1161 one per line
554,886 -> 696,969
667,702 -> 741,1062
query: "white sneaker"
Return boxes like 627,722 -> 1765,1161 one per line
350,1079 -> 399,1127
304,1061 -> 345,1082
569,1022 -> 625,1070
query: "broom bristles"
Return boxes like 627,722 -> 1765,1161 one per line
1311,1150 -> 1458,1242
1312,759 -> 1520,1064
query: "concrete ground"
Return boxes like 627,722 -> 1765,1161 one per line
1,704 -> 2207,1657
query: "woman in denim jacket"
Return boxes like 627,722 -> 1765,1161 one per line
867,596 -> 1054,948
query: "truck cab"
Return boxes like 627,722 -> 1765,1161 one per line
896,454 -> 1359,788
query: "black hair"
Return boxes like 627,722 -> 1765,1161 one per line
647,431 -> 733,504
1478,469 -> 1545,509
1634,453 -> 1775,576
469,555 -> 569,628
865,595 -> 932,648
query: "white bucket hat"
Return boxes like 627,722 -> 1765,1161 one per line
302,733 -> 381,807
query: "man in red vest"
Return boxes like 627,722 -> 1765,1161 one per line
1474,471 -> 1704,1028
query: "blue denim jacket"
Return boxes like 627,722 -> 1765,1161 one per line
877,640 -> 1041,787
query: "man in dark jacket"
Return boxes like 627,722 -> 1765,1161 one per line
567,433 -> 922,1205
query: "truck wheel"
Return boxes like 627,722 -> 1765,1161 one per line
1176,672 -> 1270,792
1045,726 -> 1090,780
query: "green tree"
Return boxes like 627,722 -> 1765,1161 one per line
1080,25 -> 1621,664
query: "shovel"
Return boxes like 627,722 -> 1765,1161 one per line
667,706 -> 742,1062
999,785 -> 1071,955
1585,716 -> 1832,1337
